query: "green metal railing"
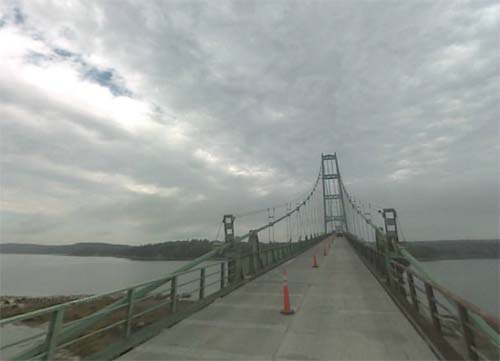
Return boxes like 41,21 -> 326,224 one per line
0,235 -> 325,360
347,234 -> 500,361
1,162 -> 327,360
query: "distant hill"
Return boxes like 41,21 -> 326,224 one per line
401,239 -> 500,261
3,238 -> 498,261
0,240 -> 219,260
0,242 -> 133,256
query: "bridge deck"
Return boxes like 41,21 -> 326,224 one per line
119,237 -> 436,360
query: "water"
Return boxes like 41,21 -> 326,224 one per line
421,259 -> 500,318
0,254 -> 205,296
0,254 -> 225,359
1,254 -> 497,318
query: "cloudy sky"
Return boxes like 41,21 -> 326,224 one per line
0,0 -> 498,245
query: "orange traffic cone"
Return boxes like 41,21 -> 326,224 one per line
281,270 -> 295,315
312,255 -> 319,268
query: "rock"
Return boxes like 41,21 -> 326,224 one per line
154,293 -> 166,300
55,348 -> 80,361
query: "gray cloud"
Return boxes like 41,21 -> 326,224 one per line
0,0 -> 498,245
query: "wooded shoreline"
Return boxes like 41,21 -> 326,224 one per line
1,238 -> 498,261
401,239 -> 499,260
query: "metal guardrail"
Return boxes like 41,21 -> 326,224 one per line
0,235 -> 325,360
1,161 -> 327,361
347,234 -> 500,361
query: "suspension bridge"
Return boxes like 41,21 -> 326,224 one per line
1,154 -> 498,360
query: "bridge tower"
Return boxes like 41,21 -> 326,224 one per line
381,208 -> 399,252
223,214 -> 235,244
321,153 -> 348,233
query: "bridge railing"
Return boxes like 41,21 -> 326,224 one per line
347,235 -> 500,361
0,260 -> 226,360
234,237 -> 323,278
388,260 -> 500,361
0,235 -> 324,361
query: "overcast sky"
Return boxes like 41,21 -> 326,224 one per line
0,0 -> 498,245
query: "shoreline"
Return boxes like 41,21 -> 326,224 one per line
418,256 -> 500,261
0,251 -> 224,262
2,251 -> 497,262
0,294 -> 194,359
0,295 -> 91,320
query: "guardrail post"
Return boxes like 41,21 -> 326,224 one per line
382,236 -> 392,286
378,252 -> 385,274
224,214 -> 240,284
239,255 -> 247,279
388,263 -> 396,289
170,276 -> 177,313
220,263 -> 225,289
380,253 -> 387,275
227,245 -> 243,284
407,272 -> 419,313
247,254 -> 253,275
457,303 -> 479,360
44,308 -> 64,360
249,230 -> 262,274
396,267 -> 407,299
374,251 -> 381,272
424,282 -> 441,334
228,256 -> 237,283
199,268 -> 206,300
125,289 -> 135,338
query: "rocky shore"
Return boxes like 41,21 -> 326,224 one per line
0,295 -> 90,319
1,293 -> 193,359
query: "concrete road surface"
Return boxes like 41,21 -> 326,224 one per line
118,236 -> 437,360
